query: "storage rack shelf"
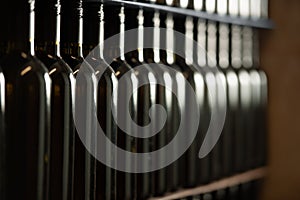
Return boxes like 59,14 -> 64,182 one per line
85,0 -> 274,29
148,167 -> 267,200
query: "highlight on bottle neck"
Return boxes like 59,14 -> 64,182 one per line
251,0 -> 261,19
185,16 -> 194,65
29,0 -> 36,56
217,0 -> 227,15
229,0 -> 239,16
194,0 -> 203,11
137,9 -> 145,63
242,27 -> 253,69
206,0 -> 216,14
231,25 -> 242,69
218,23 -> 230,69
197,19 -> 206,67
55,0 -> 62,57
239,0 -> 250,18
153,11 -> 161,63
98,4 -> 105,59
119,6 -> 126,61
166,14 -> 175,65
166,0 -> 174,6
207,22 -> 217,67
78,0 -> 84,57
180,0 -> 189,8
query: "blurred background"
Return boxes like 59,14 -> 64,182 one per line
261,0 -> 300,199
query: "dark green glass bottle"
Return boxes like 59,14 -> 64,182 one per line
35,0 -> 75,199
103,5 -> 138,200
83,2 -> 119,200
0,0 -> 51,199
61,0 -> 95,199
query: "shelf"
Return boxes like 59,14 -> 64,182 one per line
148,167 -> 267,200
85,0 -> 274,29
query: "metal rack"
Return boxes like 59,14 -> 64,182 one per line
85,0 -> 274,29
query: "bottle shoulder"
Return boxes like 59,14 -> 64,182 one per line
0,50 -> 48,76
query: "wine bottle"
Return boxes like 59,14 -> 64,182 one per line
231,25 -> 250,173
217,23 -> 235,178
124,7 -> 158,200
174,15 -> 212,187
160,11 -> 183,192
61,0 -> 96,199
0,7 -> 7,200
200,20 -> 226,182
240,26 -> 256,170
242,27 -> 268,169
0,65 -> 5,200
0,0 -> 51,199
35,0 -> 75,199
83,2 -> 119,200
103,5 -> 138,200
194,19 -> 213,185
143,9 -> 173,196
253,30 -> 268,168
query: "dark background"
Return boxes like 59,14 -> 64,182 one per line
260,0 -> 300,199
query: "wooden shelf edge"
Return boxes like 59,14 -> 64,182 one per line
84,0 -> 274,29
149,167 -> 267,200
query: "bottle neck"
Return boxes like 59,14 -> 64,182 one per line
29,0 -> 35,56
137,9 -> 145,63
179,0 -> 190,8
231,25 -> 242,69
55,1 -> 62,57
61,0 -> 83,58
166,14 -> 175,65
1,0 -> 32,53
242,27 -> 253,69
253,29 -> 260,68
229,0 -> 239,16
103,5 -> 125,61
240,0 -> 250,18
142,10 -> 155,62
153,11 -> 161,63
99,5 -> 105,59
193,0 -> 203,11
207,22 -> 217,67
206,0 -> 216,13
166,0 -> 174,6
218,23 -> 230,69
197,19 -> 207,67
119,7 -> 125,61
83,3 -> 104,59
217,0 -> 227,15
35,0 -> 56,55
185,17 -> 194,65
173,16 -> 186,64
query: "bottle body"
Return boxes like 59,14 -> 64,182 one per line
0,51 -> 51,200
